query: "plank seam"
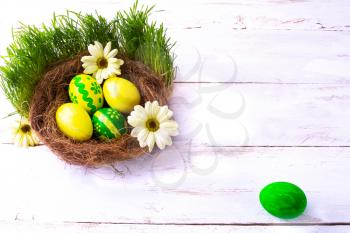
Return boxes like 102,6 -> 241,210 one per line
64,221 -> 350,226
4,143 -> 350,148
173,81 -> 350,85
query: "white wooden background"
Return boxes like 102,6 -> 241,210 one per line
1,0 -> 350,232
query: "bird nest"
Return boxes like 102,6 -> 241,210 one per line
29,54 -> 171,167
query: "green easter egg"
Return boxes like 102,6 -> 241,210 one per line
259,182 -> 307,219
92,108 -> 127,140
68,74 -> 103,114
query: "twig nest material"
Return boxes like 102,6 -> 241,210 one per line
29,54 -> 171,167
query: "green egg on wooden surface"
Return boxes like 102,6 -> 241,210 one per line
92,108 -> 127,140
259,182 -> 307,219
68,74 -> 103,114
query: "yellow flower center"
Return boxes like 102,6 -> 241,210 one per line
146,118 -> 160,132
97,57 -> 108,68
20,124 -> 31,133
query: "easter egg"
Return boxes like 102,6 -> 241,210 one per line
56,103 -> 93,141
103,77 -> 140,114
92,108 -> 127,140
259,182 -> 307,219
69,74 -> 103,114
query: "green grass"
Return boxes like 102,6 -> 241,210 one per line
135,22 -> 175,86
0,1 -> 175,117
117,1 -> 175,85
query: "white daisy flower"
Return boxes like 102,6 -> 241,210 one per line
128,101 -> 179,152
12,118 -> 40,147
81,41 -> 124,84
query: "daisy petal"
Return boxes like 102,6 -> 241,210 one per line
128,115 -> 146,127
134,105 -> 146,114
157,106 -> 173,122
21,135 -> 28,148
107,66 -> 117,75
84,65 -> 98,74
151,101 -> 160,117
108,58 -> 118,63
104,42 -> 112,57
107,49 -> 118,59
117,59 -> 124,66
106,68 -> 115,79
145,101 -> 152,116
108,61 -> 122,71
160,120 -> 179,136
146,132 -> 156,152
109,58 -> 124,66
95,41 -> 103,50
155,132 -> 166,150
95,41 -> 104,57
82,62 -> 98,69
101,68 -> 109,80
95,69 -> 103,84
130,126 -> 142,137
27,135 -> 34,146
81,56 -> 97,64
115,69 -> 121,75
138,128 -> 149,147
88,44 -> 99,57
157,128 -> 173,146
129,109 -> 145,119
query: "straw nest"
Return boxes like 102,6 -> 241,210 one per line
29,54 -> 171,167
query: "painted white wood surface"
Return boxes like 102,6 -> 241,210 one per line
174,30 -> 350,83
0,144 -> 350,224
1,0 -> 350,232
1,1 -> 350,84
2,83 -> 350,146
1,221 -> 350,233
171,83 -> 350,146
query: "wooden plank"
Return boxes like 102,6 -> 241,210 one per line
0,144 -> 350,224
1,30 -> 349,85
171,83 -> 350,146
1,2 -> 350,84
1,0 -> 350,31
149,0 -> 350,31
1,221 -> 350,233
173,30 -> 350,83
0,0 -> 349,231
2,82 -> 350,146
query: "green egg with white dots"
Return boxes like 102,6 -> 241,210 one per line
92,108 -> 127,140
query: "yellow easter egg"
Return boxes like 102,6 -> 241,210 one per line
103,77 -> 141,114
56,103 -> 93,141
69,74 -> 103,114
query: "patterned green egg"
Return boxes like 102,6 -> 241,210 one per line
259,182 -> 307,219
92,108 -> 127,140
69,74 -> 103,114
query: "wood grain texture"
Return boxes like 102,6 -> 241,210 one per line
171,83 -> 350,146
2,83 -> 350,146
0,0 -> 350,231
150,0 -> 350,31
1,1 -> 350,85
2,0 -> 350,31
174,30 -> 350,83
1,221 -> 350,233
0,144 -> 350,224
